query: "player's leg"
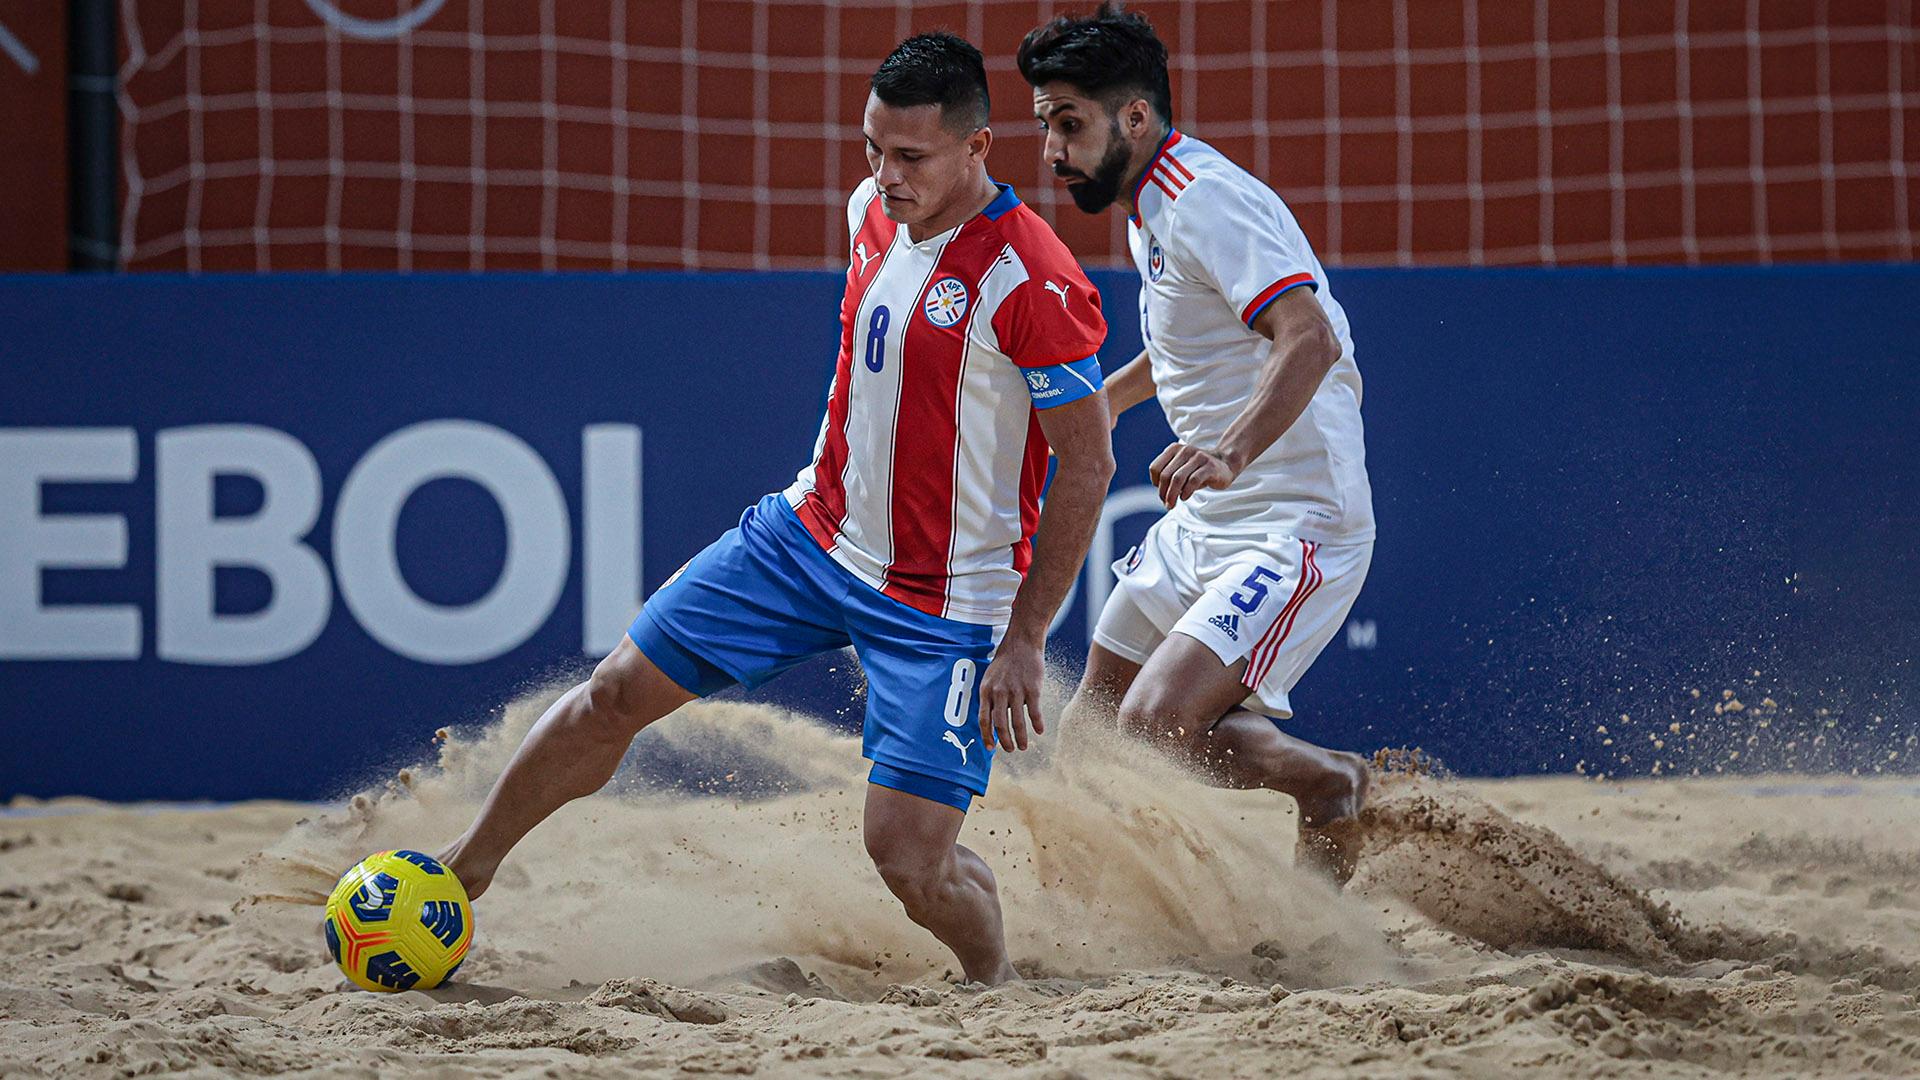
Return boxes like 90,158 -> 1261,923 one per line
847,589 -> 1014,982
1119,538 -> 1375,881
1118,632 -> 1370,879
1063,526 -> 1183,732
863,785 -> 1017,984
439,493 -> 848,900
437,636 -> 697,899
1063,643 -> 1144,730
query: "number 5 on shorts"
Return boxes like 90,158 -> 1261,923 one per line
1230,566 -> 1285,614
943,658 -> 976,728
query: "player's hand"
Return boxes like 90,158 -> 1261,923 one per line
1148,442 -> 1236,507
978,637 -> 1046,752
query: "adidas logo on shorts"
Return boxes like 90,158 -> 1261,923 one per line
1208,613 -> 1241,641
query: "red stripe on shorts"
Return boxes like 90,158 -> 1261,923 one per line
1244,541 -> 1322,689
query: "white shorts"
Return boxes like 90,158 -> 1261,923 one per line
1091,516 -> 1372,719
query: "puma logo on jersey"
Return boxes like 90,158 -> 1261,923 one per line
1208,613 -> 1241,641
853,242 -> 882,274
942,730 -> 976,764
1042,280 -> 1070,307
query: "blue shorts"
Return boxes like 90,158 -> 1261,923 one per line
628,494 -> 999,811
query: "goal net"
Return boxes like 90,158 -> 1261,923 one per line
116,0 -> 1916,271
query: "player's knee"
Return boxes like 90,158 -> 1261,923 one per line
1115,695 -> 1163,740
583,649 -> 658,738
865,833 -> 944,912
1116,684 -> 1195,742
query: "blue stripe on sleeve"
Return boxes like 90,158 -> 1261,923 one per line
1023,355 -> 1104,409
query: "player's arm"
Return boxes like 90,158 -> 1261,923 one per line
1101,349 -> 1157,425
1150,287 -> 1339,507
978,383 -> 1115,754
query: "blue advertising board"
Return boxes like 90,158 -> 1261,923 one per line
2,267 -> 1915,799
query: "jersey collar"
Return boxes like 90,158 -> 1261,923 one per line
981,180 -> 1021,221
1128,129 -> 1184,226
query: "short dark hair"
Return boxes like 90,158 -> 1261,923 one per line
1016,3 -> 1172,124
870,32 -> 991,134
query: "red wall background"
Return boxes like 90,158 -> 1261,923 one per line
25,0 -> 1920,271
1,6 -> 68,271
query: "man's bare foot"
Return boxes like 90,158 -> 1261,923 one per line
1296,818 -> 1366,885
434,840 -> 498,902
981,960 -> 1021,986
1294,751 -> 1372,886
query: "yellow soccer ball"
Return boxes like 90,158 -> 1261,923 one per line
323,849 -> 474,992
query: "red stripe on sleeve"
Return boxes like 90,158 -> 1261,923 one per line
1239,272 -> 1317,326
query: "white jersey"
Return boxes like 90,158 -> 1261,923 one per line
1127,131 -> 1374,543
783,178 -> 1107,624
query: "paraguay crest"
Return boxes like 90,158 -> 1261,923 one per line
923,276 -> 969,327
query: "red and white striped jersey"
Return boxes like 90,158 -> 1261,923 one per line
784,178 -> 1107,625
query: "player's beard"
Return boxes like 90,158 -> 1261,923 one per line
1057,119 -> 1133,214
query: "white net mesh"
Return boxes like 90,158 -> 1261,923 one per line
116,0 -> 1918,272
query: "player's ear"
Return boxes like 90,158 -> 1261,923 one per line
967,124 -> 993,162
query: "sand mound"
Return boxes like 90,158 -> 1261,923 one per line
1351,772 -> 1689,960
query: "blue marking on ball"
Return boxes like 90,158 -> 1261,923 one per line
390,850 -> 446,875
348,871 -> 400,923
365,950 -> 421,991
418,899 -> 464,947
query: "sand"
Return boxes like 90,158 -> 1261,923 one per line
2,688 -> 1918,1078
